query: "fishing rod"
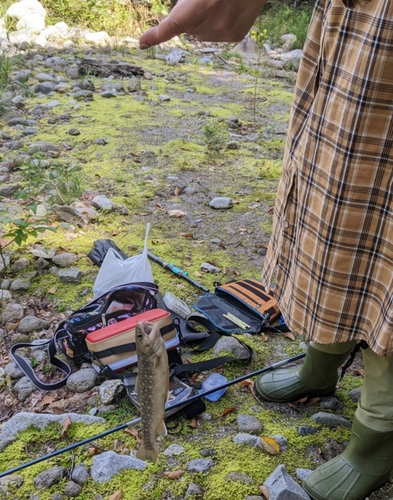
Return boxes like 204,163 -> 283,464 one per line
147,252 -> 210,293
0,352 -> 305,478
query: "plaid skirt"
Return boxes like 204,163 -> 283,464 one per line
262,0 -> 393,355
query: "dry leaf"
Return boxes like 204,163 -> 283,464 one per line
260,436 -> 280,455
283,332 -> 296,341
222,407 -> 237,416
189,418 -> 198,429
259,485 -> 270,499
61,415 -> 72,438
41,395 -> 55,407
317,447 -> 322,455
174,186 -> 182,196
124,428 -> 141,444
164,470 -> 183,480
295,396 -> 308,404
239,379 -> 256,396
109,490 -> 124,500
306,397 -> 321,406
353,369 -> 365,377
287,402 -> 300,412
168,209 -> 186,217
48,286 -> 57,294
194,271 -> 203,277
87,446 -> 100,457
260,333 -> 269,342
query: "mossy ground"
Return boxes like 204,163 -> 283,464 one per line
0,45 -> 382,499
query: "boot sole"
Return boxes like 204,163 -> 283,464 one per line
255,385 -> 336,403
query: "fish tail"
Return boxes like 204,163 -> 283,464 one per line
157,419 -> 167,437
136,445 -> 158,463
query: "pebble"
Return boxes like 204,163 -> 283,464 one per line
311,411 -> 352,429
58,267 -> 82,284
237,414 -> 263,434
91,451 -> 146,483
18,315 -> 50,333
187,459 -> 215,473
209,196 -> 233,209
66,367 -> 99,393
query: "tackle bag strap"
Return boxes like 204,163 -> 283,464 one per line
10,330 -> 72,391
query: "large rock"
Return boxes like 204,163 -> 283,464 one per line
6,0 -> 46,20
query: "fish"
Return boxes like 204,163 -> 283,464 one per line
135,320 -> 169,462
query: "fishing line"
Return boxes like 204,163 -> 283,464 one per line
0,352 -> 305,478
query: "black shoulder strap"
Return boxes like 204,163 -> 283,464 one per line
10,330 -> 72,391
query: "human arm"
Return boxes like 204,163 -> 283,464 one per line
139,0 -> 268,49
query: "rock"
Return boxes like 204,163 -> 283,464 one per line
280,34 -> 297,51
310,411 -> 352,429
6,0 -> 46,19
232,34 -> 267,63
5,360 -> 26,379
18,315 -> 50,333
99,379 -> 124,404
200,262 -> 221,273
1,303 -> 24,323
0,473 -> 24,496
233,433 -> 261,448
14,376 -> 35,402
295,468 -> 313,481
63,480 -> 82,497
273,435 -> 288,452
298,426 -> 318,436
52,253 -> 78,267
58,267 -> 82,284
237,414 -> 263,434
0,290 -> 13,301
84,31 -> 111,46
10,279 -> 32,291
263,464 -> 310,500
163,444 -> 185,456
213,336 -> 250,360
101,90 -> 117,98
29,141 -> 59,154
0,412 -> 105,448
159,94 -> 171,102
66,367 -> 99,393
127,77 -> 140,92
209,197 -> 233,209
226,472 -> 254,484
187,459 -> 215,473
34,467 -> 66,489
185,483 -> 204,498
320,396 -> 341,411
92,195 -> 114,211
91,451 -> 146,482
71,463 -> 90,484
30,247 -> 56,259
320,439 -> 347,461
35,82 -> 55,94
348,387 -> 362,402
93,138 -> 107,145
52,204 -> 89,226
0,183 -> 21,196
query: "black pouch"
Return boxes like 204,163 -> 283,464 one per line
192,278 -> 281,334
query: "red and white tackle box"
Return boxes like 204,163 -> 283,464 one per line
85,308 -> 179,372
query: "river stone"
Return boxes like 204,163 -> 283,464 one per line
237,414 -> 263,434
348,387 -> 362,402
18,315 -> 50,333
58,267 -> 82,284
34,467 -> 66,489
91,451 -> 147,483
233,433 -> 261,448
185,483 -> 204,498
209,196 -> 233,209
66,367 -> 99,393
0,412 -> 105,445
213,336 -> 250,360
30,247 -> 56,259
263,464 -> 310,500
71,463 -> 90,484
226,472 -> 254,484
64,480 -> 82,497
92,195 -> 114,211
311,411 -> 351,429
35,82 -> 55,94
10,279 -> 32,291
1,303 -> 24,323
99,379 -> 124,404
0,290 -> 12,301
5,360 -> 26,379
187,459 -> 215,473
52,252 -> 77,267
14,376 -> 35,402
36,72 -> 55,82
163,444 -> 186,456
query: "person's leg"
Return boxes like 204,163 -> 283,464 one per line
255,340 -> 356,402
303,347 -> 393,500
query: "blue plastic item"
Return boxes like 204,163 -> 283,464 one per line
200,373 -> 228,402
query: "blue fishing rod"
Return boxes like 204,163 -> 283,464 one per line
0,352 -> 305,478
147,252 -> 210,293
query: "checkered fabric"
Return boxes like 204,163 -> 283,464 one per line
261,0 -> 393,355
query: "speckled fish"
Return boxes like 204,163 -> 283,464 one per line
135,320 -> 169,462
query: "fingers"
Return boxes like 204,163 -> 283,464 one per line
139,16 -> 185,49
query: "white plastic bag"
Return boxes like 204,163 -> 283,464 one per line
93,223 -> 154,298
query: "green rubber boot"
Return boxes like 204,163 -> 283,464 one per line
303,417 -> 393,500
254,343 -> 353,402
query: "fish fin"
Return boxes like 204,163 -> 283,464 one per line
136,445 -> 158,463
157,419 -> 167,437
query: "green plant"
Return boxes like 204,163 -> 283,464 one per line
203,122 -> 228,153
0,203 -> 56,275
258,3 -> 313,48
0,53 -> 13,90
18,157 -> 84,205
